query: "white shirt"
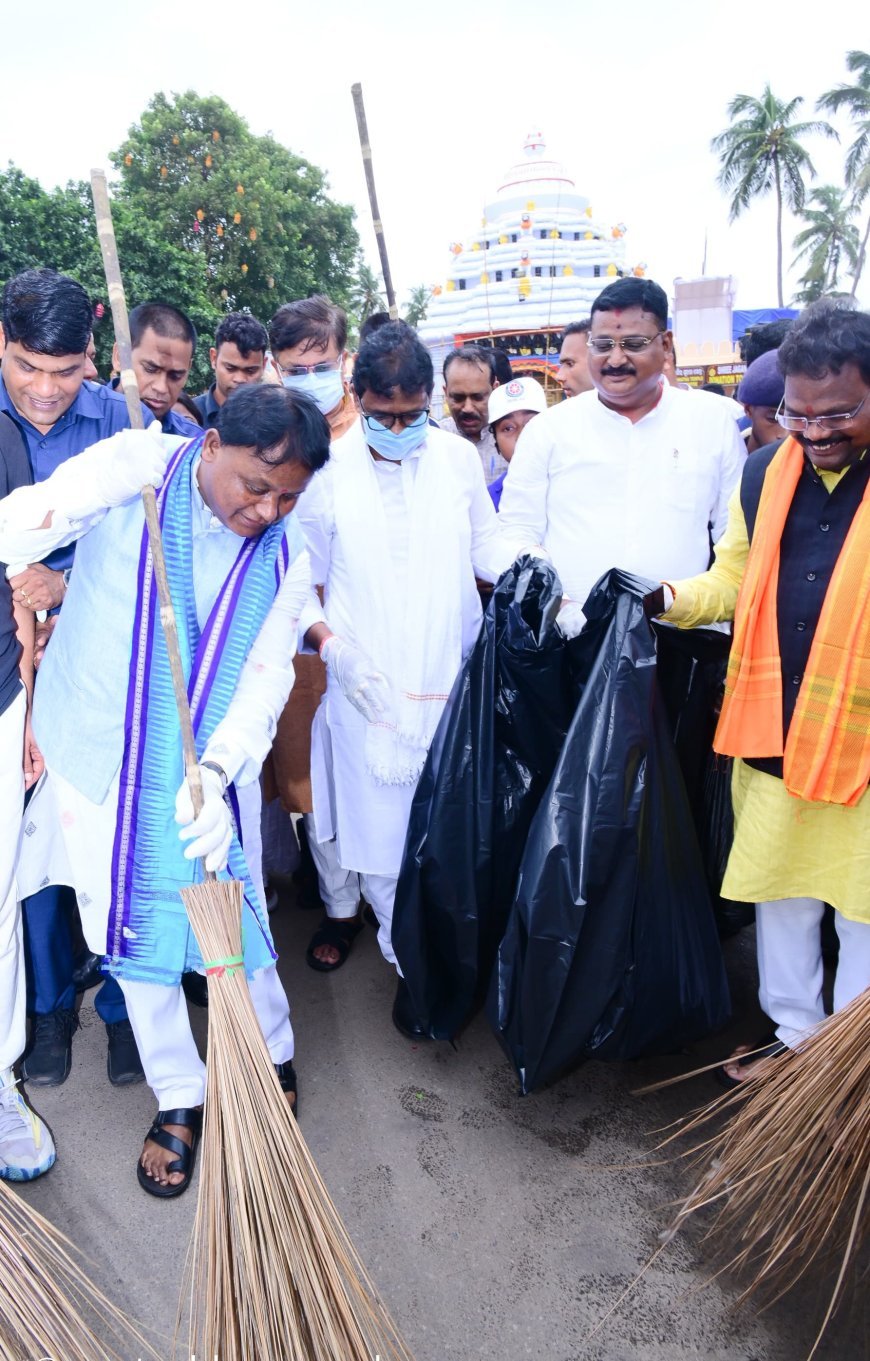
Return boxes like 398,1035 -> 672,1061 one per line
297,425 -> 515,876
498,381 -> 746,609
440,414 -> 507,486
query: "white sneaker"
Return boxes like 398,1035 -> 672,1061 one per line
0,1068 -> 56,1181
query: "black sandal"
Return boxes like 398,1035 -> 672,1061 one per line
275,1060 -> 299,1119
136,1107 -> 202,1198
305,915 -> 363,973
715,1034 -> 788,1091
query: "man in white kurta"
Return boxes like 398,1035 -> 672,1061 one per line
499,278 -> 746,631
0,384 -> 328,1192
296,321 -> 516,1035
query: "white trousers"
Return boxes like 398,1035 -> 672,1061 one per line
119,964 -> 294,1109
0,691 -> 25,1072
307,822 -> 400,969
756,897 -> 870,1047
305,813 -> 361,917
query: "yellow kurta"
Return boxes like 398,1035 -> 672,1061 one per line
667,468 -> 870,924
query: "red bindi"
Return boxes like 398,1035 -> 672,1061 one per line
805,404 -> 815,416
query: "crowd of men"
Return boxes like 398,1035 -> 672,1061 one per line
0,263 -> 868,1198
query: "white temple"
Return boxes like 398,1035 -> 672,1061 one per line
418,132 -> 640,380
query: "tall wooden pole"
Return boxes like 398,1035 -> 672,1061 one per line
90,169 -> 207,831
351,83 -> 398,320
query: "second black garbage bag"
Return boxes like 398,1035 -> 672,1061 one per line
488,569 -> 731,1093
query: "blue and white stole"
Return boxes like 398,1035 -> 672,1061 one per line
106,436 -> 296,986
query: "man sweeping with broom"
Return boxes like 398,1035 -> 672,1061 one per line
654,299 -> 870,1081
0,382 -> 330,1194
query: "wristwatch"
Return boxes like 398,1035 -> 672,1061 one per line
200,760 -> 228,793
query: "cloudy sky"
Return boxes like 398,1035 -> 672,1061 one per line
4,0 -> 864,312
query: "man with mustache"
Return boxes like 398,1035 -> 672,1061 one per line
440,346 -> 504,486
498,277 -> 746,636
656,300 -> 870,1084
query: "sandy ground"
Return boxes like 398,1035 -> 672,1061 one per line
15,884 -> 868,1361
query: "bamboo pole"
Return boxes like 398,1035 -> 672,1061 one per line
89,168 -> 207,833
351,83 -> 398,319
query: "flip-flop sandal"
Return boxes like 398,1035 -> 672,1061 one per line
136,1107 -> 202,1198
275,1060 -> 299,1120
715,1034 -> 788,1091
305,915 -> 364,973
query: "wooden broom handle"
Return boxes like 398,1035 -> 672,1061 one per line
90,169 -> 207,828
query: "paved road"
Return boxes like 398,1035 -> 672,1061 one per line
17,887 -> 866,1360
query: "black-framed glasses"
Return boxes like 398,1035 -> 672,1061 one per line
276,358 -> 342,378
361,407 -> 430,432
775,393 -> 868,433
587,333 -> 664,355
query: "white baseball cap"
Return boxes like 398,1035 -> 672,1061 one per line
488,376 -> 548,425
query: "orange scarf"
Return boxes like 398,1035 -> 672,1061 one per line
714,436 -> 870,806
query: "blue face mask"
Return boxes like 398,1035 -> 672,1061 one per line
364,417 -> 429,462
281,368 -> 344,416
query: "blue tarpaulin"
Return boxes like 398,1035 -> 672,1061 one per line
732,308 -> 798,342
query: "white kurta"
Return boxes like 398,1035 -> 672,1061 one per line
9,446 -> 311,945
498,381 -> 746,609
298,425 -> 514,877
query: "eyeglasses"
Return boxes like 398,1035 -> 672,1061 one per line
587,333 -> 664,355
275,358 -> 342,378
775,393 -> 868,433
361,407 -> 430,432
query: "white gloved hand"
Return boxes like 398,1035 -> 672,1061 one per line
91,424 -> 170,510
556,599 -> 586,640
175,765 -> 233,873
321,635 -> 393,724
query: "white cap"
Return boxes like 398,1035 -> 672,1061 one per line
488,376 -> 548,425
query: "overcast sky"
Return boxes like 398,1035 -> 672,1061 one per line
4,1 -> 864,313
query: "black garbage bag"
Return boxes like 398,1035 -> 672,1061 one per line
654,625 -> 755,937
488,569 -> 731,1094
392,555 -> 575,1038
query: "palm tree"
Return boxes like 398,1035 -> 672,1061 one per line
351,261 -> 386,325
792,186 -> 860,301
711,86 -> 837,305
404,284 -> 430,329
817,51 -> 870,299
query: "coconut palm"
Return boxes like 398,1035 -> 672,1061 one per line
792,185 -> 860,302
817,51 -> 870,299
352,261 -> 386,325
404,284 -> 431,329
711,86 -> 837,306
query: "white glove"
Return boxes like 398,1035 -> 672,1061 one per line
321,635 -> 393,724
175,765 -> 233,873
89,424 -> 169,512
556,599 -> 586,640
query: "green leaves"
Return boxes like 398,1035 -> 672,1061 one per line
0,89 -> 361,391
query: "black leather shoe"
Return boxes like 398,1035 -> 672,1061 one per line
181,971 -> 209,1008
106,1020 -> 146,1086
72,949 -> 104,992
22,1008 -> 79,1086
392,980 -> 430,1041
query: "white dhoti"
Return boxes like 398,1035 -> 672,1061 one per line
17,765 -> 293,1107
1,690 -> 26,1072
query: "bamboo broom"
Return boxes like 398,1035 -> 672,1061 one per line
581,989 -> 870,1361
0,1178 -> 160,1360
91,171 -> 416,1361
649,990 -> 870,1358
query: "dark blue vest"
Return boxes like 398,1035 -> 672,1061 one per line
740,441 -> 870,778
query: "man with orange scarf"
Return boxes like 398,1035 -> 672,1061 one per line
656,300 -> 870,1084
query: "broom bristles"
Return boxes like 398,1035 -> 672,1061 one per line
179,877 -> 415,1361
0,1176 -> 160,1360
653,989 -> 870,1356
